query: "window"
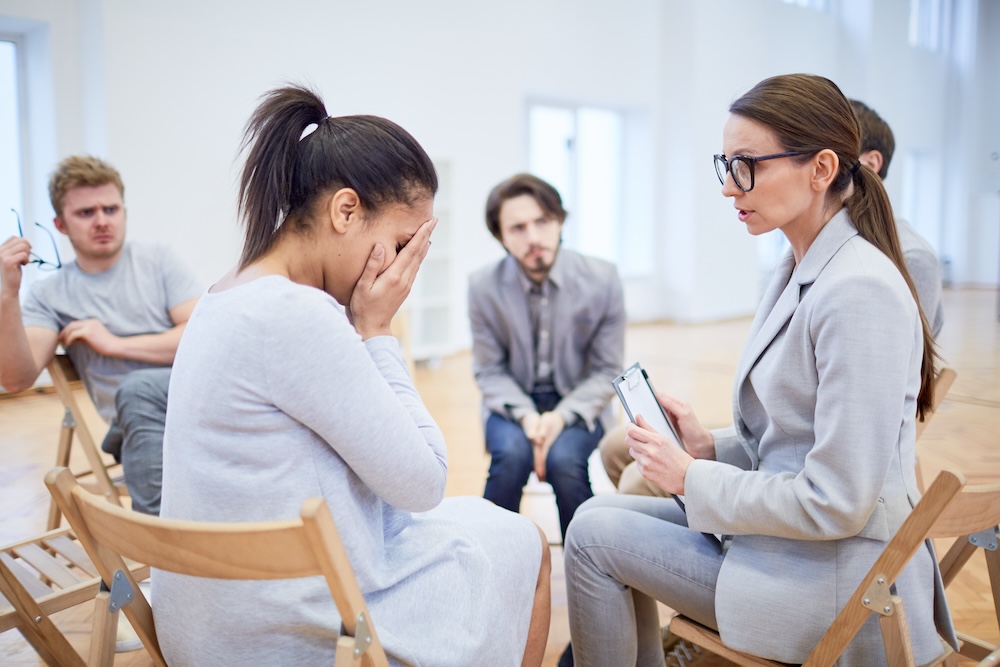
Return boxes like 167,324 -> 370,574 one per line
527,104 -> 624,266
909,0 -> 954,52
0,38 -> 24,234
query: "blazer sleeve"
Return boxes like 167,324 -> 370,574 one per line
554,265 -> 626,430
468,278 -> 535,421
684,270 -> 918,540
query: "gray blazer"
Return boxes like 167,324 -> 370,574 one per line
468,249 -> 625,431
684,211 -> 956,665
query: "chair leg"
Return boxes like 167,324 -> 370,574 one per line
89,588 -> 118,667
879,595 -> 916,667
335,634 -> 363,667
986,545 -> 1000,625
47,411 -> 76,531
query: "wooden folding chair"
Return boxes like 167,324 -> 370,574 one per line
46,354 -> 129,530
914,366 -> 957,493
668,468 -> 1000,666
0,527 -> 149,666
45,467 -> 389,667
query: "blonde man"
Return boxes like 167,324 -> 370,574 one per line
0,156 -> 200,515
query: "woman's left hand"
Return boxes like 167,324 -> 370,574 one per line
350,217 -> 437,339
627,414 -> 694,495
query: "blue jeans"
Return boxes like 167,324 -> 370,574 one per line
483,390 -> 604,539
114,367 -> 171,516
564,495 -> 724,667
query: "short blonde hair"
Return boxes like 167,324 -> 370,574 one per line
48,156 -> 124,217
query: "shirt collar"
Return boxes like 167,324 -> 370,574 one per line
515,247 -> 565,294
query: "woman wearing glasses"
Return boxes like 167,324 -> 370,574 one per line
563,74 -> 953,666
153,85 -> 550,667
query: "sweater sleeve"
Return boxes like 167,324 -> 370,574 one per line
264,290 -> 448,512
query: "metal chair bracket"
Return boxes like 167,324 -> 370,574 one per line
107,569 -> 135,612
61,407 -> 76,429
969,526 -> 999,551
351,612 -> 373,656
861,574 -> 894,616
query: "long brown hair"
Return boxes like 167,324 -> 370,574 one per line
237,84 -> 438,268
730,74 -> 936,419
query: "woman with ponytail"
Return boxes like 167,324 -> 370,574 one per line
563,74 -> 954,666
153,85 -> 550,666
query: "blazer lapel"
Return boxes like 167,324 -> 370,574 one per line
732,210 -> 861,462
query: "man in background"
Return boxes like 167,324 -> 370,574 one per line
469,173 -> 625,541
851,98 -> 944,337
0,155 -> 200,516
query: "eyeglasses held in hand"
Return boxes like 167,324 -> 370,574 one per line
713,151 -> 813,193
11,209 -> 62,270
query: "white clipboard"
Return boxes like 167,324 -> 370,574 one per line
612,363 -> 723,552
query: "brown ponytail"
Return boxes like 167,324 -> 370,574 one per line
847,164 -> 937,419
730,74 -> 936,418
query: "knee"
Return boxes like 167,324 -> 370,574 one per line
492,448 -> 533,481
568,495 -> 624,525
546,444 -> 588,482
487,428 -> 533,473
115,369 -> 170,413
537,527 -> 552,579
564,505 -> 615,560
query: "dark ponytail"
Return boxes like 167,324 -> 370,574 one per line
237,84 -> 438,268
730,74 -> 937,419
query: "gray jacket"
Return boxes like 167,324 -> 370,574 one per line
684,211 -> 956,665
468,248 -> 625,431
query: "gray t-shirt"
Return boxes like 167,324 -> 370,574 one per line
21,242 -> 201,421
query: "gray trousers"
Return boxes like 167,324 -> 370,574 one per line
564,494 -> 725,667
103,367 -> 171,516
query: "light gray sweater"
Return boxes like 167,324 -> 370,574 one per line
154,276 -> 540,666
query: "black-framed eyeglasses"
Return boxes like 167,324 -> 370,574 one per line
713,151 -> 813,192
11,209 -> 62,270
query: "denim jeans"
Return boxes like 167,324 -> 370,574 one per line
483,390 -> 604,539
114,367 -> 171,516
564,494 -> 725,667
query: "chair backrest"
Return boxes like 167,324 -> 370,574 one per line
45,467 -> 388,667
804,469 -> 1000,664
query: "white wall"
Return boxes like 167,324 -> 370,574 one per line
1,0 -> 997,355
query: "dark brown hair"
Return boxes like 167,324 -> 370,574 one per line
731,74 -> 936,418
484,173 -> 567,241
850,99 -> 896,179
237,85 -> 437,267
48,156 -> 124,218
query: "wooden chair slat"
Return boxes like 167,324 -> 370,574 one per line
11,542 -> 84,589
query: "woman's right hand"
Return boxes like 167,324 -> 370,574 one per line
657,393 -> 716,460
0,236 -> 30,296
349,217 -> 436,340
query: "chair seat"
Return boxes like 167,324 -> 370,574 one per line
0,527 -> 149,665
668,615 -> 788,667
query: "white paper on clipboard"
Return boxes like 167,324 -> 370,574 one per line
613,363 -> 681,447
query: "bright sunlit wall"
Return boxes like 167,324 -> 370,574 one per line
0,0 -> 996,359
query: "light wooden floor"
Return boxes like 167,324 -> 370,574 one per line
1,288 -> 997,665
